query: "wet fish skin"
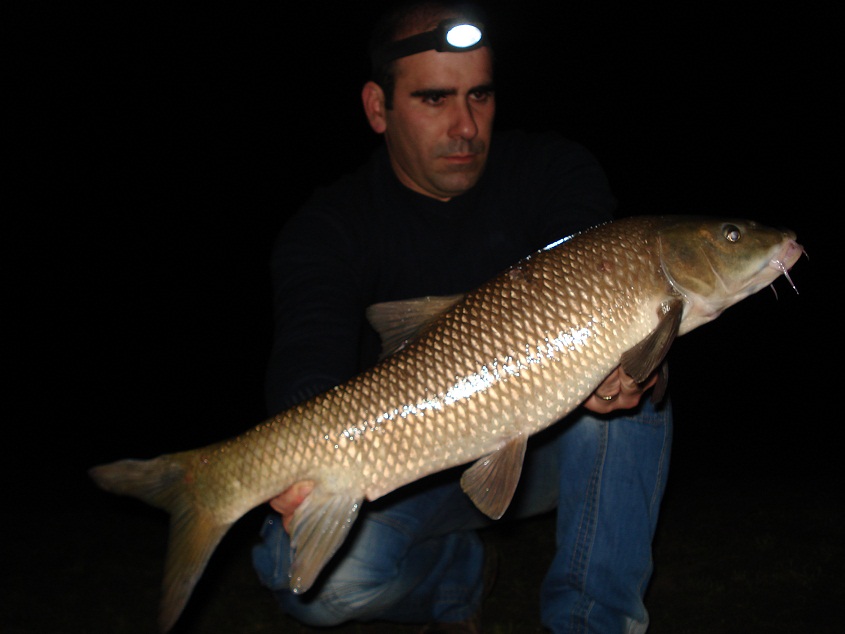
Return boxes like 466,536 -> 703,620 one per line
89,215 -> 803,632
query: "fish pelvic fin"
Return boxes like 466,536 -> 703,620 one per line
620,298 -> 683,387
89,457 -> 233,633
288,487 -> 363,594
460,437 -> 528,520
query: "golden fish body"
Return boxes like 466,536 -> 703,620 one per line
90,215 -> 803,631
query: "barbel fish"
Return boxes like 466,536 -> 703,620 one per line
90,215 -> 803,631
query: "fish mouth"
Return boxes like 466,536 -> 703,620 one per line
771,238 -> 803,272
769,238 -> 804,292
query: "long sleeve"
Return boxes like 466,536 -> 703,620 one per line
264,188 -> 373,415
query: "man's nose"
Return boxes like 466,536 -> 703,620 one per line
448,100 -> 478,140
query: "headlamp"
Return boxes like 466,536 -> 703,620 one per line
371,18 -> 487,69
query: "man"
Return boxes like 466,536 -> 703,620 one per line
252,2 -> 671,632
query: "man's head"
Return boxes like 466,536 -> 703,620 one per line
362,1 -> 495,201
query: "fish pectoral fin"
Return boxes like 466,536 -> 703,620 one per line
288,487 -> 363,594
366,294 -> 465,359
620,298 -> 683,384
460,437 -> 528,520
650,360 -> 670,403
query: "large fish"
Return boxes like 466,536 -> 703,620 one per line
90,215 -> 803,631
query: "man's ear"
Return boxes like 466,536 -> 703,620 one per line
362,81 -> 387,134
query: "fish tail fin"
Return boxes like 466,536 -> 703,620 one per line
89,457 -> 183,511
159,504 -> 231,632
89,457 -> 232,632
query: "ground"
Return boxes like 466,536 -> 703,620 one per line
5,455 -> 841,633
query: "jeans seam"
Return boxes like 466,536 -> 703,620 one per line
566,420 -> 608,631
637,405 -> 672,602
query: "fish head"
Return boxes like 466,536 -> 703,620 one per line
657,216 -> 804,334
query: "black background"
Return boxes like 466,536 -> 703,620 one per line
9,0 -> 839,622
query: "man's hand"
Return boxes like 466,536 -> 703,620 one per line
269,480 -> 314,533
584,366 -> 658,414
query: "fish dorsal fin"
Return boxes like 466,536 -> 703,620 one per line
620,298 -> 683,384
460,436 -> 528,520
366,294 -> 465,359
288,487 -> 363,594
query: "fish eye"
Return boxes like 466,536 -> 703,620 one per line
723,224 -> 741,243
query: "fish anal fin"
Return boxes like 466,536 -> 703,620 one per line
460,437 -> 528,520
366,294 -> 465,359
288,487 -> 363,594
620,298 -> 683,384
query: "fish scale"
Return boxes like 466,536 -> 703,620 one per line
89,215 -> 804,632
304,220 -> 656,494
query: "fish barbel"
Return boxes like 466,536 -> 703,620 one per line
90,215 -> 803,631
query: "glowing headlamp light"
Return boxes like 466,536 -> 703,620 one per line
371,18 -> 486,69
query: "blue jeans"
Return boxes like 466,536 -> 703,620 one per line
252,399 -> 672,633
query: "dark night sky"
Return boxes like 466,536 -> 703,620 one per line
15,2 -> 838,508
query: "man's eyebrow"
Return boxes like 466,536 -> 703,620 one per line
409,84 -> 496,99
471,83 -> 496,94
410,88 -> 458,99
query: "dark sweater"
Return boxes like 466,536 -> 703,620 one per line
265,129 -> 616,414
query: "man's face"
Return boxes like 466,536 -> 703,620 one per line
383,46 -> 495,201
